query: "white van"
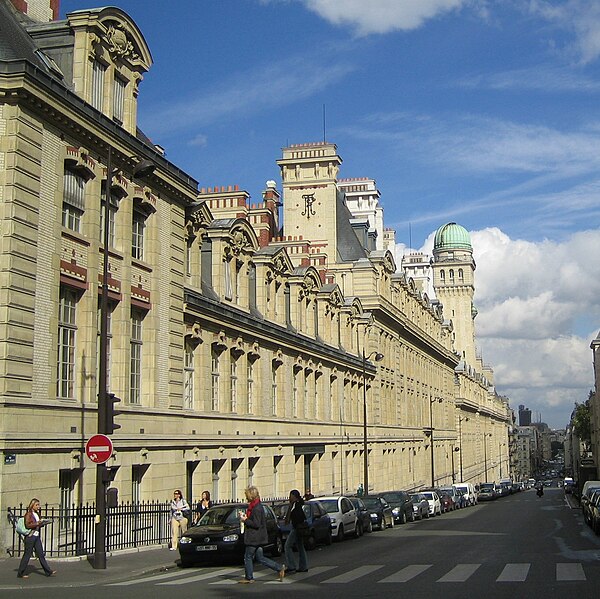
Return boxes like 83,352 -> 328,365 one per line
453,482 -> 477,506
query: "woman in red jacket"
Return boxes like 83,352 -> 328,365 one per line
17,498 -> 56,579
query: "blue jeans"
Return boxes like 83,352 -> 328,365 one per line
18,535 -> 52,576
243,545 -> 282,580
284,528 -> 308,571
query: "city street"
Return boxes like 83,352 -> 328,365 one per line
4,487 -> 600,599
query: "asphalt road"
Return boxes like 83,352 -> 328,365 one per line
8,488 -> 600,599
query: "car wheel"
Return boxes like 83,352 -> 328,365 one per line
355,521 -> 363,537
325,529 -> 333,545
408,510 -> 415,523
271,535 -> 283,557
366,519 -> 373,533
400,510 -> 407,524
337,525 -> 344,542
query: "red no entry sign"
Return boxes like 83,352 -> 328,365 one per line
85,434 -> 113,464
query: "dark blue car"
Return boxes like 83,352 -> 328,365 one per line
269,499 -> 332,549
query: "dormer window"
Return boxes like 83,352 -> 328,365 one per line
113,75 -> 126,124
91,60 -> 106,111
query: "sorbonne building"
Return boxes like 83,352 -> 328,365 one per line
0,0 -> 512,543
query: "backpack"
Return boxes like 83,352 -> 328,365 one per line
15,516 -> 30,537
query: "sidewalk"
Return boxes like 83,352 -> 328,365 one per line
0,544 -> 179,588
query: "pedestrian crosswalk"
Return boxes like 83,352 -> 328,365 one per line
107,561 -> 594,587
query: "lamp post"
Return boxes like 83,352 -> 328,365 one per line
93,148 -> 155,569
458,416 -> 469,482
429,396 -> 443,488
450,447 -> 460,484
362,349 -> 384,497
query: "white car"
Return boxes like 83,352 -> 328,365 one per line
421,491 -> 442,516
311,496 -> 357,541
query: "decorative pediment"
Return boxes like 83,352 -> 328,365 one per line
185,202 -> 212,237
272,350 -> 284,368
133,186 -> 157,214
185,321 -> 203,341
230,337 -> 245,358
65,146 -> 97,179
212,330 -> 228,353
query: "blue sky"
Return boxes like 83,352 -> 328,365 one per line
61,0 -> 600,428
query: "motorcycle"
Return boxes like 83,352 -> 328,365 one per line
536,487 -> 544,497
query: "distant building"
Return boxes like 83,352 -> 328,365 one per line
519,404 -> 532,426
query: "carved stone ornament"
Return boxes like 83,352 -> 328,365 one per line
301,193 -> 316,219
185,321 -> 202,340
106,24 -> 137,60
229,229 -> 247,256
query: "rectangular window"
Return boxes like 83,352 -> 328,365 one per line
184,342 -> 194,409
271,364 -> 278,416
293,370 -> 298,418
130,309 -> 143,404
230,357 -> 238,412
100,191 -> 118,248
97,302 -> 113,393
132,209 -> 145,260
62,169 -> 85,232
57,288 -> 77,399
247,361 -> 254,413
211,351 -> 220,411
91,60 -> 106,111
113,76 -> 126,124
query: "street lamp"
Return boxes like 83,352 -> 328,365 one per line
362,349 -> 384,497
450,447 -> 460,484
93,147 -> 155,570
428,396 -> 443,488
458,416 -> 469,482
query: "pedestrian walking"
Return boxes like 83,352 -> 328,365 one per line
284,489 -> 309,574
194,490 -> 213,524
17,498 -> 56,579
238,485 -> 286,584
170,489 -> 190,550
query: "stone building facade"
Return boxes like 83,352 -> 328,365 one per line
0,0 -> 512,548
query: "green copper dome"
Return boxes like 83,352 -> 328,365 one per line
434,222 -> 471,251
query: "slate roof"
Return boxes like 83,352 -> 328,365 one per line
335,189 -> 368,263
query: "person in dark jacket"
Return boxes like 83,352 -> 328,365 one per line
17,498 -> 56,579
284,489 -> 308,573
193,490 -> 213,524
239,486 -> 285,584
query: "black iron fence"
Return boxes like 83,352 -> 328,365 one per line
7,501 -> 171,558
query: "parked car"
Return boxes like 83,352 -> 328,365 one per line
581,483 -> 600,525
588,491 -> 600,534
178,502 -> 282,567
453,482 -> 478,505
348,496 -> 373,535
359,496 -> 394,530
420,490 -> 442,516
375,491 -> 414,524
311,496 -> 357,541
267,499 -> 332,549
409,493 -> 430,520
477,482 -> 498,501
563,477 -> 575,494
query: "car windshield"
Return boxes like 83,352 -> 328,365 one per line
362,498 -> 382,509
438,488 -> 453,495
382,493 -> 402,503
422,493 -> 434,500
410,495 -> 421,502
480,484 -> 495,491
270,503 -> 288,518
198,506 -> 241,526
319,499 -> 341,514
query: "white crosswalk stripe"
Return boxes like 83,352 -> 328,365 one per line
322,565 -> 384,583
379,564 -> 432,583
437,564 -> 481,582
265,566 -> 337,584
159,566 -> 239,585
556,563 -> 586,581
496,563 -> 530,582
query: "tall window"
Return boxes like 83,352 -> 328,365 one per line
96,302 -> 113,392
271,363 -> 278,415
57,288 -> 77,399
183,341 -> 194,409
230,355 -> 238,412
130,309 -> 143,404
113,76 -> 126,124
132,207 -> 146,260
247,360 -> 254,413
91,60 -> 105,111
211,350 -> 220,411
303,371 -> 309,419
100,190 -> 119,248
292,370 -> 299,418
62,168 -> 86,232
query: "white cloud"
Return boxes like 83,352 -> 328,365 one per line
300,0 -> 471,35
189,134 -> 208,147
146,55 -> 354,136
529,0 -> 600,63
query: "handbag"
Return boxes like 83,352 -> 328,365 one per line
15,517 -> 30,537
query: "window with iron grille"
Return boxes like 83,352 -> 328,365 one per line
100,190 -> 119,247
62,168 -> 86,232
230,356 -> 238,412
97,302 -> 113,393
57,288 -> 78,399
211,350 -> 220,411
247,360 -> 254,414
132,208 -> 146,260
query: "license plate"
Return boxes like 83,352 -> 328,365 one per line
196,545 -> 217,551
